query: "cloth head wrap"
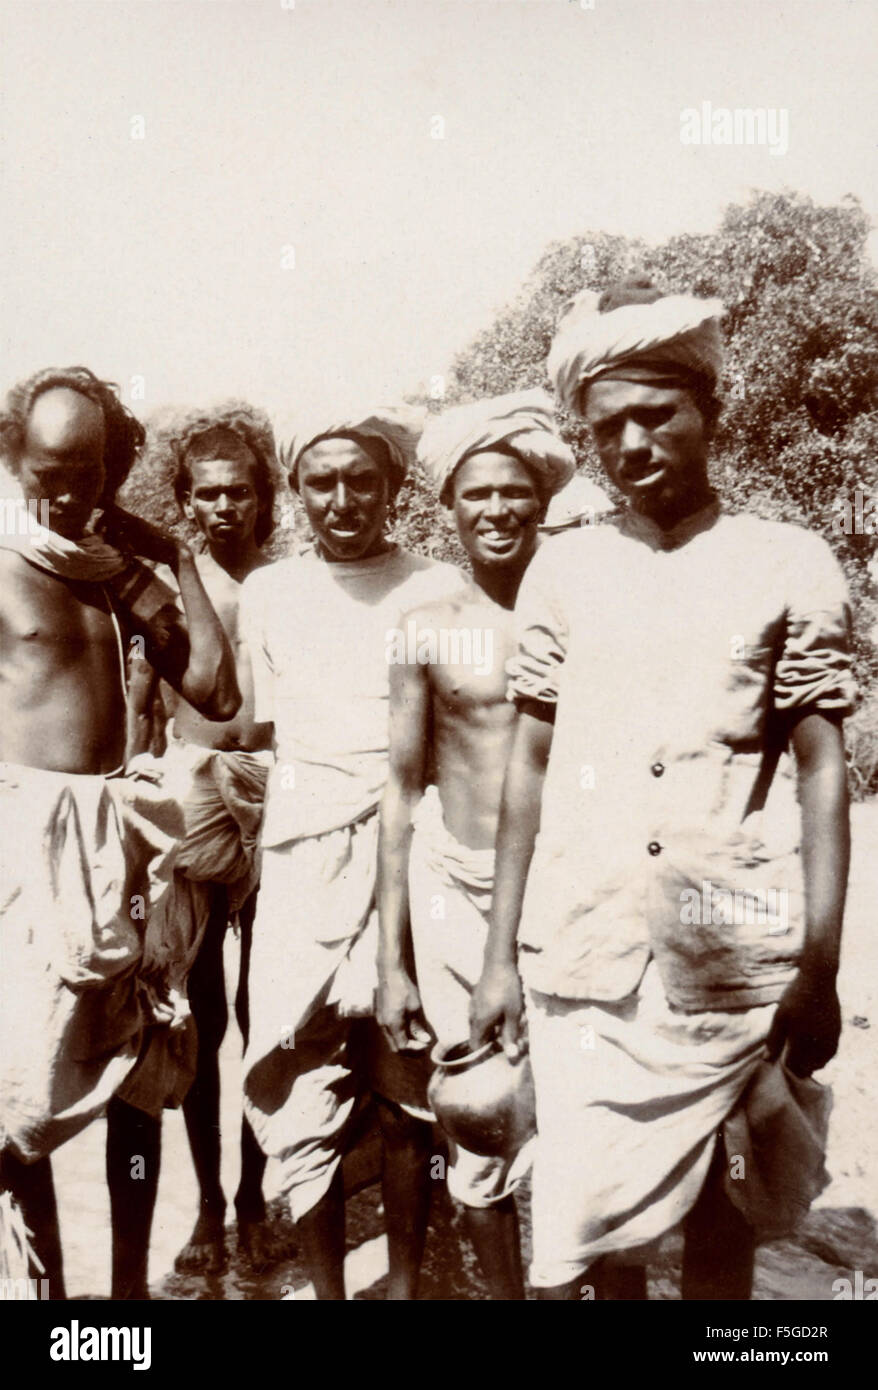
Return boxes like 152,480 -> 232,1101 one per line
417,389 -> 576,506
283,406 -> 425,492
547,285 -> 724,416
539,472 -> 614,533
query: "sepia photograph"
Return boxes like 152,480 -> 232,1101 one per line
0,0 -> 876,1355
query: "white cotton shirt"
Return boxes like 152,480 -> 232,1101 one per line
239,544 -> 466,845
507,502 -> 856,1011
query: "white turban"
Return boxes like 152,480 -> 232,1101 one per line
538,472 -> 614,533
418,389 -> 576,505
547,289 -> 725,416
282,405 -> 425,489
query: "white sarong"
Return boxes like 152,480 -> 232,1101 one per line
524,958 -> 775,1287
243,810 -> 430,1220
117,741 -> 270,1117
409,786 -> 532,1207
0,762 -> 181,1160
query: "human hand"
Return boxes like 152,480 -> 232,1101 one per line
377,965 -> 432,1054
469,960 -> 524,1060
765,965 -> 841,1077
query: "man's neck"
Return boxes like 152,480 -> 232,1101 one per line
205,536 -> 262,582
637,480 -> 716,534
316,536 -> 394,565
469,558 -> 530,610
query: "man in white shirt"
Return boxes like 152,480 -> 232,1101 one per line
240,407 -> 466,1299
471,281 -> 854,1300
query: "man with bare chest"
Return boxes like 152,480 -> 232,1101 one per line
0,368 -> 240,1297
377,390 -> 575,1298
136,406 -> 284,1273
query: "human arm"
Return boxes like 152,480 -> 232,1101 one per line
469,707 -> 554,1054
125,651 -> 163,761
103,506 -> 240,721
766,711 -> 849,1076
377,646 -> 432,1053
765,533 -> 856,1076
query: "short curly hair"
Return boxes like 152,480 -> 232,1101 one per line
0,366 -> 145,503
163,402 -> 279,548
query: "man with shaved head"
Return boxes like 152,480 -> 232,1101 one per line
0,367 -> 240,1297
240,408 -> 466,1298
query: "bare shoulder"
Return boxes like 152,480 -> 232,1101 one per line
195,550 -> 238,594
0,548 -> 46,610
0,547 -> 20,579
0,547 -> 32,579
400,580 -> 479,634
0,550 -> 20,621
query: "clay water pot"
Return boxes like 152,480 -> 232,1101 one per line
427,1037 -> 536,1158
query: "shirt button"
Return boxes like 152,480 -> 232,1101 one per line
651,762 -> 665,778
647,841 -> 662,856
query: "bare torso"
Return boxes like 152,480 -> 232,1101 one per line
0,550 -> 128,774
167,550 -> 269,752
419,585 -> 518,850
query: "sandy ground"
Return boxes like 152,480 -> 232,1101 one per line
49,802 -> 878,1301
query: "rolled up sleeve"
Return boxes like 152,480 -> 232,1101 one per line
506,544 -> 569,719
774,535 -> 857,717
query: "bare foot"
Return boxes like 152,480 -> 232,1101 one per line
236,1214 -> 298,1271
175,1212 -> 227,1274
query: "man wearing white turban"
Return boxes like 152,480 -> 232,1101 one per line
417,388 -> 575,506
472,280 -> 854,1300
239,406 -> 466,1299
547,278 -> 725,419
283,405 -> 422,501
378,391 -> 573,1298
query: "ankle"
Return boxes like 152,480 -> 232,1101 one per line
197,1197 -> 227,1224
234,1197 -> 267,1223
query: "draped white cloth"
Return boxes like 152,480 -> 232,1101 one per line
418,389 -> 575,503
547,290 -> 725,413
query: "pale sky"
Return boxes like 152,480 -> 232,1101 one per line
1,0 -> 875,434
